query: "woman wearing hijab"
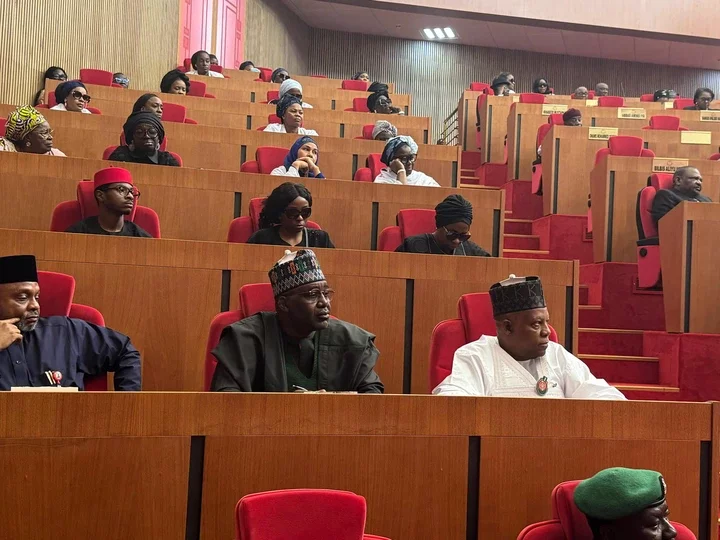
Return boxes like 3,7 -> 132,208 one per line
34,66 -> 68,106
372,120 -> 398,141
367,91 -> 404,115
132,94 -> 163,119
532,78 -> 553,95
271,68 -> 290,83
353,71 -> 370,83
51,81 -> 92,113
271,136 -> 324,178
395,195 -> 491,256
269,79 -> 313,108
653,89 -> 677,103
186,50 -> 224,78
160,70 -> 190,95
0,106 -> 65,156
374,136 -> 439,187
264,95 -> 318,135
247,182 -> 335,248
107,112 -> 179,166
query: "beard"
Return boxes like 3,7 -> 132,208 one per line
17,312 -> 39,332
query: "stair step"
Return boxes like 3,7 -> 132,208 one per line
579,354 -> 658,362
579,305 -> 602,310
578,328 -> 645,356
503,235 -> 540,251
612,383 -> 680,393
458,182 -> 499,190
579,328 -> 643,334
503,249 -> 551,260
504,220 -> 533,235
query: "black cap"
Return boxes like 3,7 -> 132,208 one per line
0,255 -> 38,284
489,275 -> 546,316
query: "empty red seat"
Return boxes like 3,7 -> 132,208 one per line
636,172 -> 672,288
469,82 -> 491,93
266,90 -> 279,102
519,93 -> 545,104
598,96 -> 625,107
643,115 -> 685,131
594,135 -> 655,166
353,153 -> 383,182
349,97 -> 370,113
240,146 -> 287,174
209,64 -> 224,74
161,102 -> 186,122
187,79 -> 207,97
358,124 -> 374,140
257,67 -> 272,82
674,98 -> 694,109
640,93 -> 655,102
341,79 -> 369,91
79,68 -> 114,86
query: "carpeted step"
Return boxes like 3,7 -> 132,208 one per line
461,151 -> 483,171
579,285 -> 589,306
578,328 -> 644,356
500,180 -> 543,220
503,249 -> 551,260
503,234 -> 540,251
504,219 -> 532,235
612,383 -> 680,401
581,354 -> 659,385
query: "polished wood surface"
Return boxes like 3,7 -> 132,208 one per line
590,157 -> 720,263
660,202 -> 720,334
0,393 -> 713,540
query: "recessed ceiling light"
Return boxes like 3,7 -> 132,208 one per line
422,27 -> 458,40
443,27 -> 455,39
423,28 -> 435,39
433,28 -> 444,39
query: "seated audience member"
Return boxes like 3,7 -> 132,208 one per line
572,86 -> 589,99
34,66 -> 68,106
372,120 -> 398,141
113,72 -> 130,88
160,69 -> 190,95
532,78 -> 553,95
186,50 -> 224,78
264,95 -> 318,135
574,468 -> 677,539
107,111 -> 180,166
395,195 -> 491,256
271,68 -> 290,83
595,82 -> 610,96
132,93 -> 163,119
247,182 -> 334,248
353,71 -> 371,83
491,75 -> 513,96
367,90 -> 404,115
0,254 -> 141,390
563,108 -> 582,126
0,106 -> 65,156
239,60 -> 260,73
368,81 -> 389,93
66,167 -> 151,238
685,87 -> 716,110
269,79 -> 313,108
209,54 -> 219,66
651,166 -> 710,224
271,136 -> 325,179
50,81 -> 92,114
433,275 -> 626,399
498,72 -> 516,93
653,89 -> 677,102
374,136 -> 440,186
211,249 -> 383,393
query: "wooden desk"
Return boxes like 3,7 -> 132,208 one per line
591,109 -> 720,133
542,126 -> 720,216
221,70 -> 397,93
0,229 -> 574,393
660,202 -> 720,334
457,89 -> 483,151
590,157 -> 720,263
0,393 -> 712,540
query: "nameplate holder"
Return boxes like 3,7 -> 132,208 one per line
617,108 -> 647,120
652,158 -> 689,173
700,111 -> 720,122
588,127 -> 619,141
511,95 -> 520,103
663,101 -> 675,110
680,131 -> 712,145
585,99 -> 598,108
541,104 -> 568,116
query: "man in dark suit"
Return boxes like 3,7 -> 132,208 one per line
651,166 -> 711,225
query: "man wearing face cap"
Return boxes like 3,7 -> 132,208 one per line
0,255 -> 141,390
433,275 -> 625,399
107,111 -> 180,166
211,249 -> 383,393
395,195 -> 491,256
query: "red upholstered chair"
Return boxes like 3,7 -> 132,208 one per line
636,172 -> 673,288
353,153 -> 383,182
119,131 -> 168,151
359,124 -> 375,140
102,145 -> 183,166
640,93 -> 655,102
183,58 -> 192,70
354,168 -> 373,182
240,146 -> 287,174
161,102 -> 187,123
377,226 -> 403,251
341,80 -> 369,91
551,480 -> 696,540
209,64 -> 224,74
531,115 -> 563,194
587,91 -> 595,99
351,97 -> 370,113
674,98 -> 694,109
240,283 -> 275,316
79,68 -> 113,86
519,93 -> 546,104
594,136 -> 655,166
50,181 -> 161,238
429,292 -> 558,391
598,96 -> 625,107
469,82 -> 491,93
235,489 -> 379,540
516,520 -> 566,539
378,208 -> 437,252
187,79 -> 207,97
548,113 -> 564,125
709,152 -> 720,160
258,67 -> 272,82
86,107 -> 102,115
47,91 -> 57,107
266,90 -> 279,102
267,114 -> 282,124
643,115 -> 686,131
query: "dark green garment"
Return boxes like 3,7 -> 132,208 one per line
283,333 -> 319,391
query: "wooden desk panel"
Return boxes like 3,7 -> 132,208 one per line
458,90 -> 483,152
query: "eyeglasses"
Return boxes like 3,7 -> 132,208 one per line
396,154 -> 416,164
294,288 -> 334,302
284,207 -> 312,220
134,128 -> 159,138
35,129 -> 54,139
114,77 -> 129,86
71,90 -> 91,103
538,83 -> 548,87
443,227 -> 471,242
102,185 -> 141,198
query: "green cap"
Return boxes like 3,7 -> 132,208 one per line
574,467 -> 667,521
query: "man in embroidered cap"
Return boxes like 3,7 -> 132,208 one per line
433,274 -> 625,399
211,249 -> 383,393
66,167 -> 152,237
395,195 -> 491,257
0,255 -> 141,390
574,467 -> 678,539
563,108 -> 583,127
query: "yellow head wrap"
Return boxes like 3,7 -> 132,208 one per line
5,106 -> 46,143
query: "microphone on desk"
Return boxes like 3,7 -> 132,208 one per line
39,370 -> 62,387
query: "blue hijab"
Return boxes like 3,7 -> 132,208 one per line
283,136 -> 319,175
54,80 -> 86,105
276,94 -> 303,120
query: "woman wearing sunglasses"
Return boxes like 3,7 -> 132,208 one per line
271,136 -> 324,178
374,136 -> 439,187
247,182 -> 335,248
395,195 -> 491,257
107,111 -> 180,166
50,81 -> 93,114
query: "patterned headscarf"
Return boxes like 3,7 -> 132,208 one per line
283,136 -> 319,171
276,94 -> 303,120
380,136 -> 418,166
4,106 -> 46,143
371,120 -> 397,140
278,79 -> 303,99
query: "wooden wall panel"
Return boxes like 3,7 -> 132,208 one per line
0,0 -> 179,106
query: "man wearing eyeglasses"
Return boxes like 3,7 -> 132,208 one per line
211,249 -> 384,393
395,195 -> 491,257
66,168 -> 152,237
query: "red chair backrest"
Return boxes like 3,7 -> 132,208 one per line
267,114 -> 282,124
235,489 -> 367,540
342,80 -> 369,91
37,271 -> 74,316
79,69 -> 113,86
362,125 -> 374,140
187,79 -> 207,97
183,58 -> 192,70
428,319 -> 467,391
249,197 -> 265,230
377,226 -> 402,252
649,172 -> 673,191
255,147 -> 288,174
353,168 -> 373,182
548,113 -> 564,125
258,67 -> 272,82
709,153 -> 720,160
469,82 -> 491,93
638,173 -> 673,238
209,64 -> 223,74
516,520 -> 566,540
519,93 -> 545,104
598,96 -> 625,107
367,154 -> 383,178
647,115 -> 681,130
204,310 -> 242,390
266,90 -> 279,102
161,102 -> 187,123
674,98 -> 694,109
594,136 -> 655,165
587,91 -> 595,99
397,209 -> 436,239
640,93 -> 654,102
353,97 -> 370,112
239,283 -> 275,317
536,124 -> 552,148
